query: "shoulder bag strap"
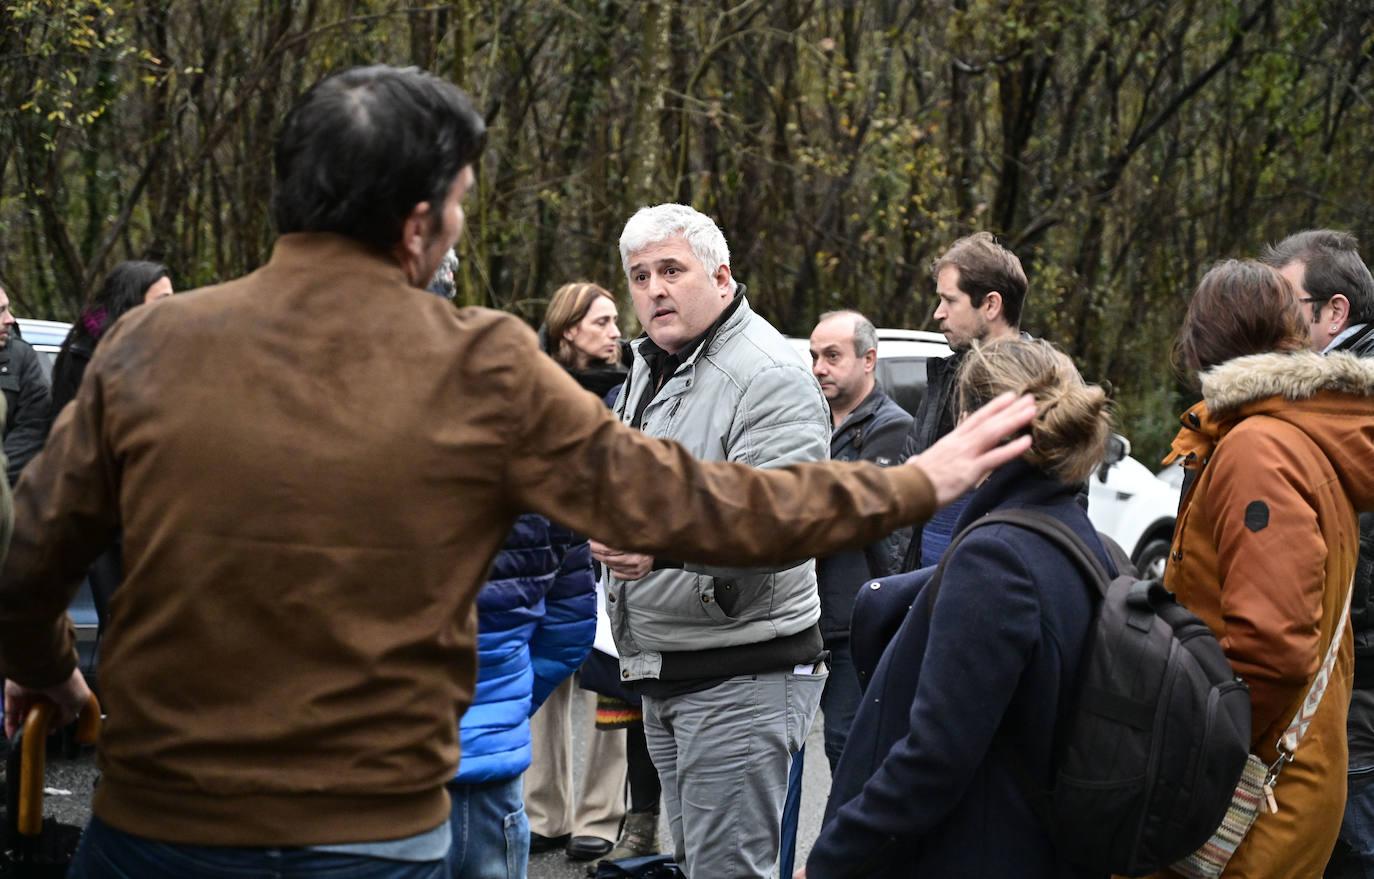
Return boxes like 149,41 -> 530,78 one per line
1276,573 -> 1356,758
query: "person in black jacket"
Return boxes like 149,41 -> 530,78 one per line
1262,229 -> 1374,879
804,338 -> 1113,879
0,285 -> 53,485
807,310 -> 911,772
50,260 -> 173,415
900,233 -> 1028,571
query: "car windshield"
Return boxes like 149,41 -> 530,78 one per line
876,358 -> 928,415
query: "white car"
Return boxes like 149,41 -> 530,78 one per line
789,329 -> 1180,577
17,316 -> 69,380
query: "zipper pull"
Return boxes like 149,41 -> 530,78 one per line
1263,781 -> 1278,814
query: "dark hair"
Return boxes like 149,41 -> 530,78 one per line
932,232 -> 1029,326
1260,229 -> 1374,324
76,260 -> 171,343
1176,259 -> 1309,379
272,65 -> 486,251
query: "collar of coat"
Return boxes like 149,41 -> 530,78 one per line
1202,350 -> 1374,417
1165,350 -> 1374,469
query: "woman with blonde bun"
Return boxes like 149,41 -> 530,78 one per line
804,338 -> 1115,879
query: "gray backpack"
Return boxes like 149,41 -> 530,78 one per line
935,510 -> 1252,876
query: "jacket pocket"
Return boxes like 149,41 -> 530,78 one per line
714,578 -> 741,618
698,577 -> 738,623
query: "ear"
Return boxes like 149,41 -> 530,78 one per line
713,263 -> 733,296
981,290 -> 1004,322
862,348 -> 877,373
1330,293 -> 1351,328
390,201 -> 434,285
398,201 -> 433,258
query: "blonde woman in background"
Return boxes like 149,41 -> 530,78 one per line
541,282 -> 626,400
805,338 -> 1116,879
525,282 -> 645,863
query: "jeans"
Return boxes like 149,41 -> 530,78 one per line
1330,766 -> 1374,879
446,776 -> 529,879
643,668 -> 826,879
69,816 -> 448,879
819,640 -> 862,773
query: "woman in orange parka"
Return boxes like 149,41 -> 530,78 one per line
1158,260 -> 1374,878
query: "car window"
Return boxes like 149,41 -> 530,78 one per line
34,348 -> 57,382
876,357 -> 928,416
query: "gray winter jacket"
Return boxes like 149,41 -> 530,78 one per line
607,294 -> 831,681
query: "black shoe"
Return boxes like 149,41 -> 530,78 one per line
529,831 -> 571,854
566,835 -> 614,861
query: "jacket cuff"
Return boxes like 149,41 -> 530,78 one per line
885,464 -> 936,528
0,618 -> 79,689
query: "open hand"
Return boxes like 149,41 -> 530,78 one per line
909,391 -> 1036,506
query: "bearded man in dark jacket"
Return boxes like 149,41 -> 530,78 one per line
900,233 -> 1028,572
1263,229 -> 1374,879
808,310 -> 911,771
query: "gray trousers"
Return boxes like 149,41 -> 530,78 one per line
643,668 -> 827,879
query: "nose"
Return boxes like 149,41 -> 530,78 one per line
609,323 -> 621,340
812,360 -> 826,378
647,272 -> 669,299
933,301 -> 947,321
1,312 -> 14,327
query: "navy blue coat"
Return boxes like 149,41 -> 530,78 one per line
808,459 -> 1112,879
453,513 -> 595,784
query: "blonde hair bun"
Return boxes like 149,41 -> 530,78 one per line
956,338 -> 1112,484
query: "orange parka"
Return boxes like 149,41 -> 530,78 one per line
1153,350 -> 1374,879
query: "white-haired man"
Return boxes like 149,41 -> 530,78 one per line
589,203 -> 830,877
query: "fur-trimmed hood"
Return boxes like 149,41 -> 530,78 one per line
1202,350 -> 1374,417
1167,350 -> 1374,513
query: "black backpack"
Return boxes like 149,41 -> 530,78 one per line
930,510 -> 1252,877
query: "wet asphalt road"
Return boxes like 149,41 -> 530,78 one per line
527,694 -> 833,879
11,697 -> 835,879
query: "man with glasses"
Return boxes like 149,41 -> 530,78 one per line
1266,229 -> 1374,354
1262,229 -> 1374,878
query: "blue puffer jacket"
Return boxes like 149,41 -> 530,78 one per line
453,513 -> 596,784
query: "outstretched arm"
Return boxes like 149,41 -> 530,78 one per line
501,318 -> 1032,568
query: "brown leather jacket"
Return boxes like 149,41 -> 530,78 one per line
0,233 -> 935,847
1156,350 -> 1374,878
